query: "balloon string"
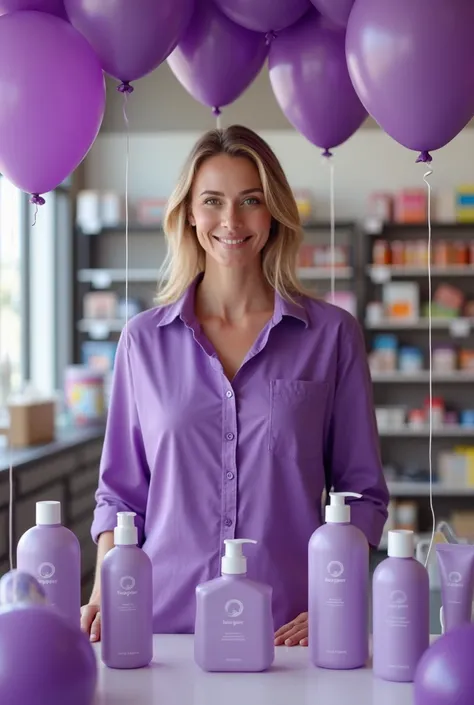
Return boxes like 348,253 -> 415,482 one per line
9,453 -> 13,570
216,114 -> 222,130
32,204 -> 39,227
422,162 -> 435,569
122,91 -> 130,350
329,159 -> 335,304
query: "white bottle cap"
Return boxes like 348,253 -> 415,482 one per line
388,529 -> 415,558
36,501 -> 61,525
221,539 -> 257,575
325,492 -> 362,523
114,512 -> 138,546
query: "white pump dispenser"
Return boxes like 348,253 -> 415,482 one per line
325,491 -> 362,524
114,511 -> 138,546
221,538 -> 257,575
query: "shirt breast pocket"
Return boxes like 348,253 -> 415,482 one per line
269,379 -> 328,461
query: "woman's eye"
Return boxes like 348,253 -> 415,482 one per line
204,198 -> 220,206
242,197 -> 260,206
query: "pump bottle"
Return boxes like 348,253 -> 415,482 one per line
194,538 -> 274,672
100,512 -> 153,669
308,492 -> 369,669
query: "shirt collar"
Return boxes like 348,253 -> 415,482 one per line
156,273 -> 309,329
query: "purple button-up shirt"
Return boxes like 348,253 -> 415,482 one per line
92,276 -> 389,633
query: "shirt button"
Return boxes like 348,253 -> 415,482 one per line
226,471 -> 234,480
225,390 -> 233,398
224,517 -> 233,527
226,432 -> 234,441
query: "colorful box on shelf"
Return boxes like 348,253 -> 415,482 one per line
382,281 -> 419,320
455,185 -> 474,222
438,447 -> 474,488
136,198 -> 168,225
394,188 -> 427,224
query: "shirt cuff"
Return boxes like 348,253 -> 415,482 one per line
91,503 -> 145,546
350,502 -> 387,549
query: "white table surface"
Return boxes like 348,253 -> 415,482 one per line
92,634 -> 433,705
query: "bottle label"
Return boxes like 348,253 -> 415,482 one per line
386,590 -> 410,628
37,562 -> 58,586
221,599 -> 245,643
324,561 -> 346,584
116,576 -> 138,612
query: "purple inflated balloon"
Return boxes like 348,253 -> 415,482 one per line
0,570 -> 47,606
213,0 -> 311,34
0,0 -> 66,17
346,0 -> 474,161
65,0 -> 194,86
414,624 -> 474,705
0,11 -> 105,199
0,603 -> 97,705
168,0 -> 268,114
310,0 -> 354,27
269,10 -> 366,153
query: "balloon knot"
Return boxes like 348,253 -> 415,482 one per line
212,106 -> 221,116
265,30 -> 277,45
415,150 -> 432,164
117,81 -> 134,95
322,148 -> 333,158
30,194 -> 45,206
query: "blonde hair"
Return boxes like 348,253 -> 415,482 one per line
156,124 -> 314,305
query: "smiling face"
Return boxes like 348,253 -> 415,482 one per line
188,154 -> 273,270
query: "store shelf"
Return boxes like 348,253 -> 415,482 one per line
78,268 -> 159,286
371,371 -> 474,383
367,264 -> 474,279
379,426 -> 474,438
366,318 -> 473,330
298,266 -> 353,280
363,218 -> 474,234
77,319 -> 124,337
387,481 -> 474,497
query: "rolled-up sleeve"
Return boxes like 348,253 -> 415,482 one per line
324,314 -> 389,547
91,332 -> 150,545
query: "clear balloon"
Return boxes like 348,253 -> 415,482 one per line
310,0 -> 354,27
0,570 -> 47,607
168,0 -> 268,114
346,0 -> 474,161
65,0 -> 194,86
0,11 -> 105,200
0,0 -> 66,17
0,603 -> 97,705
269,10 -> 366,153
213,0 -> 310,34
414,624 -> 474,705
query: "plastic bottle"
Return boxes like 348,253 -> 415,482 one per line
100,512 -> 153,669
194,538 -> 274,672
308,491 -> 369,669
16,500 -> 81,626
373,529 -> 430,681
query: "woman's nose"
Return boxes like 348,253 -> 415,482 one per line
222,206 -> 242,230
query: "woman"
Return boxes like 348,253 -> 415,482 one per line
81,125 -> 389,647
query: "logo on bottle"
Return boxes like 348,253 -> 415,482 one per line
390,590 -> 407,605
448,571 -> 463,587
117,575 -> 138,597
37,562 -> 57,585
325,561 -> 345,583
223,599 -> 244,626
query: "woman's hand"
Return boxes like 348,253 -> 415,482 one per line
80,602 -> 101,642
274,612 -> 308,647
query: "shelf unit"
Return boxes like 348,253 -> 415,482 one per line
73,217 -> 474,544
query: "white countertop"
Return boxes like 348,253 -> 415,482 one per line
92,635 -> 431,705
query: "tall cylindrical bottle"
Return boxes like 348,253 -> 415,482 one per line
16,500 -> 81,626
101,511 -> 153,669
308,492 -> 369,669
373,529 -> 430,682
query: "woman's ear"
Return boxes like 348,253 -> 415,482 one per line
188,212 -> 196,227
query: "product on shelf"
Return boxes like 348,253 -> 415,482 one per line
367,192 -> 394,223
375,405 -> 406,430
424,397 -> 444,428
432,283 -> 464,317
368,334 -> 398,372
297,243 -> 350,268
83,291 -> 118,320
383,281 -> 419,320
136,198 -> 168,225
293,189 -> 313,223
455,184 -> 474,222
396,501 -> 418,532
394,189 -> 427,224
438,447 -> 474,489
460,349 -> 474,370
399,347 -> 423,373
371,238 -> 474,268
433,345 -> 457,373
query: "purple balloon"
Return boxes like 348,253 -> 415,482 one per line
269,10 -> 366,153
414,624 -> 474,705
167,0 -> 268,113
0,603 -> 97,705
0,0 -> 65,16
65,0 -> 194,85
213,0 -> 311,34
346,0 -> 474,161
0,11 -> 105,200
310,0 -> 354,27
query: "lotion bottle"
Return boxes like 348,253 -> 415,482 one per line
100,511 -> 153,669
16,500 -> 81,626
308,491 -> 369,669
194,538 -> 274,672
373,529 -> 430,681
